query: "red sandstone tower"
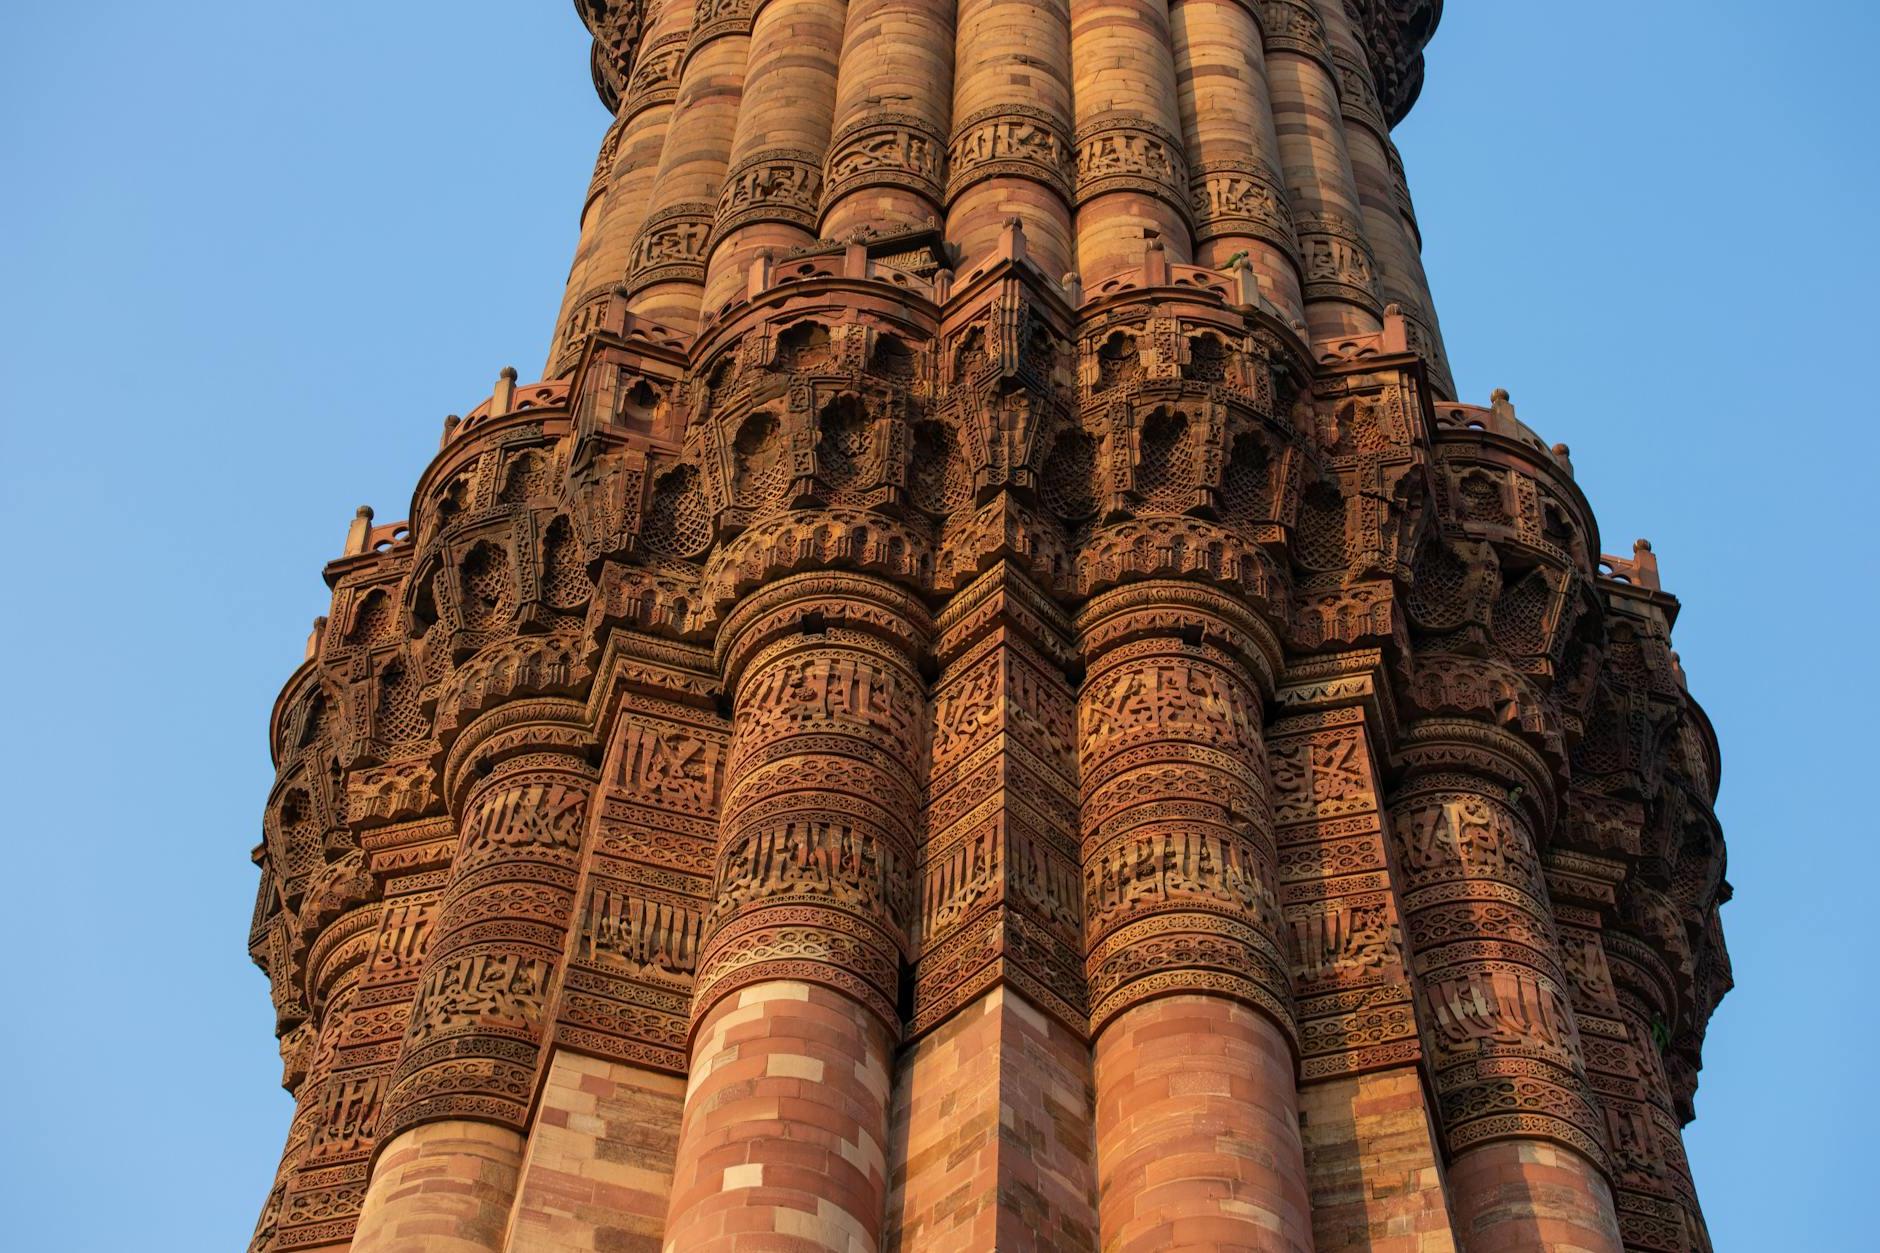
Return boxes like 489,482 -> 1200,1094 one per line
246,3 -> 1732,1250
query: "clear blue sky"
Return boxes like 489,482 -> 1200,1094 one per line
2,3 -> 1873,1249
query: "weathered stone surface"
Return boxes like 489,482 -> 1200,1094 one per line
246,6 -> 1730,1251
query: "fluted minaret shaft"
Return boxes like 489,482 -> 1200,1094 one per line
821,0 -> 956,240
1312,0 -> 1451,389
700,0 -> 848,311
1262,0 -> 1382,338
547,0 -> 695,372
1077,585 -> 1310,1251
1169,0 -> 1305,325
947,0 -> 1077,282
624,5 -> 752,334
663,573 -> 927,1251
1070,0 -> 1194,283
250,10 -> 1736,1253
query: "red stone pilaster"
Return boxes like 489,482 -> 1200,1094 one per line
1268,653 -> 1455,1251
892,561 -> 1096,1251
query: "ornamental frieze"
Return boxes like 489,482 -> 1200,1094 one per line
714,150 -> 825,234
626,202 -> 713,287
946,105 -> 1076,204
1297,211 -> 1384,310
823,113 -> 947,207
1190,158 -> 1298,253
249,8 -> 1734,1247
1074,115 -> 1190,213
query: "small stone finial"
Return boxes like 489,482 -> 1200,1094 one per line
749,248 -> 778,297
1551,442 -> 1569,457
491,366 -> 519,418
1141,239 -> 1170,285
1490,387 -> 1510,404
998,216 -> 1028,263
1630,538 -> 1662,590
343,506 -> 375,557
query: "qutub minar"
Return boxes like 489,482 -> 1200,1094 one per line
246,1 -> 1733,1249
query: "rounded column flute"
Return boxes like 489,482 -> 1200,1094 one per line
353,700 -> 597,1253
1388,719 -> 1623,1253
663,573 -> 929,1252
1077,582 -> 1310,1253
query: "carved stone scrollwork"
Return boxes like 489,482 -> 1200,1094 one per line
1330,48 -> 1388,134
946,105 -> 1076,205
690,573 -> 930,1033
714,149 -> 826,234
1296,212 -> 1384,312
375,701 -> 597,1145
1076,582 -> 1293,1038
687,0 -> 759,48
823,113 -> 948,209
623,31 -> 685,115
577,0 -> 644,113
627,202 -> 714,287
1190,158 -> 1299,256
1074,114 -> 1190,216
1261,0 -> 1334,66
1388,722 -> 1610,1170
